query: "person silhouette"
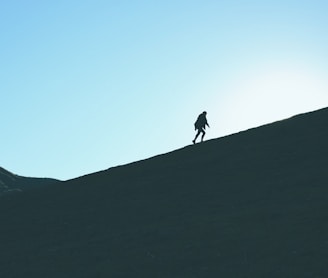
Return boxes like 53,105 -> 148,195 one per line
193,111 -> 210,144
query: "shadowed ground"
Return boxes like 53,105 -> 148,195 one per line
1,108 -> 328,277
0,167 -> 60,196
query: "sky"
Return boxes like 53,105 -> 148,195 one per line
1,0 -> 328,180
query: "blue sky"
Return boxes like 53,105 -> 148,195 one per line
2,0 -> 328,180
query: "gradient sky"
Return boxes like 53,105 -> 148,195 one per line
2,0 -> 328,180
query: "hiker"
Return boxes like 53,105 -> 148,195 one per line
193,111 -> 210,144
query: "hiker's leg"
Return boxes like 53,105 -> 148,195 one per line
201,130 -> 206,142
193,130 -> 201,143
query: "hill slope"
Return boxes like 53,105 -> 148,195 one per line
0,167 -> 60,196
1,108 -> 328,277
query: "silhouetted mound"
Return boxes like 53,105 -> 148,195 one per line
0,167 -> 60,196
1,108 -> 328,277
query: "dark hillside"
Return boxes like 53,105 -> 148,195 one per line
0,167 -> 60,196
1,108 -> 328,277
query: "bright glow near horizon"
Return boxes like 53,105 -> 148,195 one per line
217,62 -> 328,135
1,1 -> 328,180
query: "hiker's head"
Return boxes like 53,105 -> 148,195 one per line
202,111 -> 207,115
